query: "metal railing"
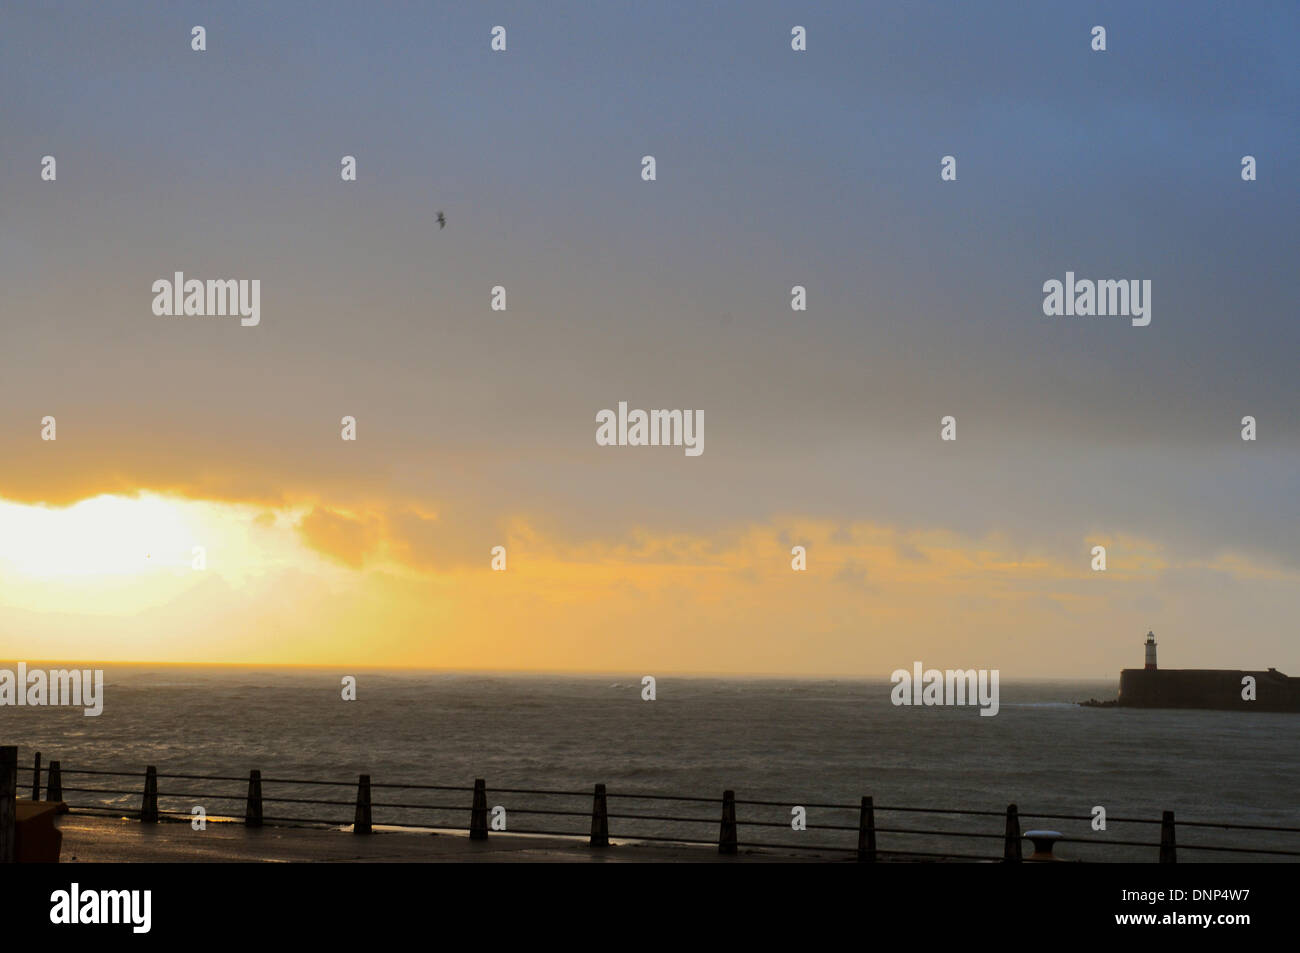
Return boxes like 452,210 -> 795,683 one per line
5,746 -> 1299,862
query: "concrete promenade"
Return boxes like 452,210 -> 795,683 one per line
56,813 -> 836,863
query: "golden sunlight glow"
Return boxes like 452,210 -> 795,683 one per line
0,491 -> 1296,674
0,494 -> 198,578
0,494 -> 334,625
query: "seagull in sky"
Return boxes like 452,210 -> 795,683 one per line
436,211 -> 446,229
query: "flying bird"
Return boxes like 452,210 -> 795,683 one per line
436,211 -> 446,229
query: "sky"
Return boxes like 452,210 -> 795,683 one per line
1,2 -> 1297,676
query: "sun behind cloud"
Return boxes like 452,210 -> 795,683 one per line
0,494 -> 197,579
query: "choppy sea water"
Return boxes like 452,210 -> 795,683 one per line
5,667 -> 1298,862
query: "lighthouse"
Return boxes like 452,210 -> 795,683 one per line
1144,631 -> 1158,670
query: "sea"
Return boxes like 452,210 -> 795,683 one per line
5,667 -> 1298,862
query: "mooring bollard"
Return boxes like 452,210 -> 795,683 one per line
46,761 -> 63,803
718,790 -> 738,855
353,774 -> 372,835
141,766 -> 158,823
1003,803 -> 1022,862
858,795 -> 877,863
32,752 -> 41,802
590,783 -> 609,848
1023,829 -> 1064,861
1159,810 -> 1177,863
469,778 -> 488,840
245,770 -> 263,828
0,746 -> 16,864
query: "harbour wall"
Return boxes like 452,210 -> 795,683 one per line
1118,668 -> 1300,712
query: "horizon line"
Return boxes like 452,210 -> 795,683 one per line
1,659 -> 1123,681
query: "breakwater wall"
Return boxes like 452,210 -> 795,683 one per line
1118,669 -> 1300,712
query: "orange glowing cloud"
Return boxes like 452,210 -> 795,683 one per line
3,489 -> 1298,676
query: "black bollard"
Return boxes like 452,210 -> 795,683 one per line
718,790 -> 738,855
858,795 -> 877,863
245,770 -> 264,828
141,766 -> 158,823
0,746 -> 15,863
469,779 -> 488,840
1003,803 -> 1021,862
353,774 -> 372,835
590,783 -> 609,848
46,761 -> 63,803
1159,810 -> 1177,864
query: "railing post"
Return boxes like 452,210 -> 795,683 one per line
46,761 -> 63,802
718,789 -> 738,855
1003,803 -> 1021,862
245,769 -> 263,828
353,774 -> 372,835
32,752 -> 41,801
589,783 -> 609,848
0,746 -> 15,863
141,766 -> 158,823
469,778 -> 488,840
1159,810 -> 1176,863
857,795 -> 877,862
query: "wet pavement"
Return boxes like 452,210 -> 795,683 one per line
56,813 -> 833,863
